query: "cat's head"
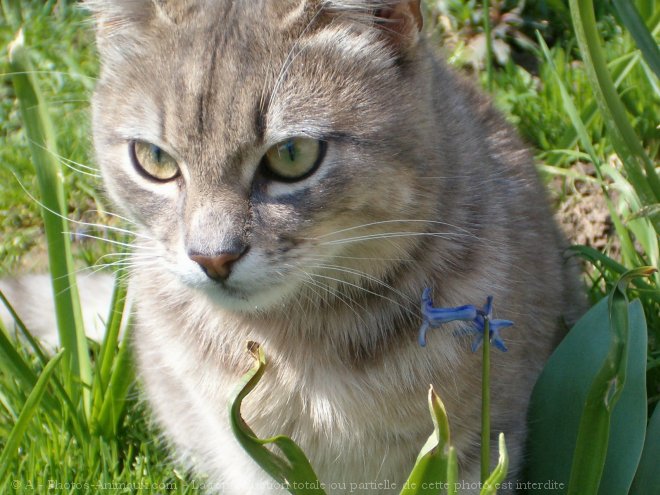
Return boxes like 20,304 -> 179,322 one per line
90,0 -> 440,312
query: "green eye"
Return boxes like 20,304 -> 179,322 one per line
131,141 -> 180,181
263,138 -> 325,181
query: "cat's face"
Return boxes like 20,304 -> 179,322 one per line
92,0 -> 435,312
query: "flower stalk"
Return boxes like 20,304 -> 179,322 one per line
481,316 -> 491,484
418,290 -> 512,486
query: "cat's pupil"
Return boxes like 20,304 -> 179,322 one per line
284,140 -> 296,162
150,145 -> 163,163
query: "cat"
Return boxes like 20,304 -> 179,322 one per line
86,0 -> 583,493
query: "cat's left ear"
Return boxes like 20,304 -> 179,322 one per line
374,0 -> 423,48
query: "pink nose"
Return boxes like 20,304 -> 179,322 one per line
189,251 -> 245,280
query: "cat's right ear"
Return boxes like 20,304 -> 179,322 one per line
84,0 -> 152,68
373,0 -> 423,42
325,0 -> 423,52
85,0 -> 189,69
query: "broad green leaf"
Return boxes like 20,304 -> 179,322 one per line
527,292 -> 648,494
480,434 -> 508,495
629,403 -> 660,495
598,297 -> 648,495
400,386 -> 457,495
566,268 -> 651,494
229,342 -> 326,494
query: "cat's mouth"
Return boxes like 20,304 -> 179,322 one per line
191,272 -> 295,314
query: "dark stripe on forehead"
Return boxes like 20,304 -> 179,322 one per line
195,2 -> 236,136
255,94 -> 270,143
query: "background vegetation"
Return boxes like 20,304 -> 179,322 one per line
0,0 -> 658,493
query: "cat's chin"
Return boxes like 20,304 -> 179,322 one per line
190,277 -> 297,315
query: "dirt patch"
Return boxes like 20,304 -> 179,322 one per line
549,162 -> 619,258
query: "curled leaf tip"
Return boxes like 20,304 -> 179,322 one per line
247,340 -> 260,355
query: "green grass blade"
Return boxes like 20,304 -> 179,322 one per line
634,0 -> 654,19
92,268 -> 129,423
0,305 -> 89,444
8,30 -> 92,417
612,0 -> 660,78
566,275 -> 632,493
0,350 -> 65,484
94,319 -> 135,437
446,446 -> 458,495
554,35 -> 655,155
0,289 -> 49,365
569,0 -> 660,207
99,270 -> 129,387
0,0 -> 22,30
567,246 -> 660,302
537,33 -> 639,266
483,0 -> 493,92
0,320 -> 40,395
0,293 -> 91,444
480,318 -> 490,484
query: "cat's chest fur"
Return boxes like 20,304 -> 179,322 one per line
132,270 -> 438,493
131,254 -> 506,494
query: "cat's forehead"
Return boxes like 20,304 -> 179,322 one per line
152,3 -> 331,157
93,0 -> 396,151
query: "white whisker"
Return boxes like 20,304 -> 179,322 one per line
314,219 -> 476,239
304,262 -> 415,305
84,209 -> 139,226
320,232 -> 474,247
26,138 -> 101,175
62,232 -> 156,250
304,254 -> 414,263
302,271 -> 415,318
294,271 -> 368,324
12,172 -> 151,240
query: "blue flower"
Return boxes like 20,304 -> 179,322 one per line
418,288 -> 478,347
418,289 -> 513,352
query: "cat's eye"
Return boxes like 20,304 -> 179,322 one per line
130,141 -> 180,181
262,138 -> 325,181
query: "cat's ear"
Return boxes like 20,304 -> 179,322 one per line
85,0 -> 193,69
85,0 -> 154,66
374,0 -> 423,41
325,1 -> 423,51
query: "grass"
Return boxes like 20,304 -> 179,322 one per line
0,0 -> 116,276
1,0 -> 659,493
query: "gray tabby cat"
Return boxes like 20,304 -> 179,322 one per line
87,0 -> 582,493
